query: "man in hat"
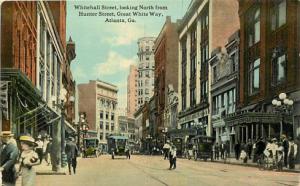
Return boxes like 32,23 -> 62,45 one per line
65,137 -> 78,175
45,137 -> 53,166
0,131 -> 19,185
35,135 -> 43,164
288,138 -> 298,169
282,135 -> 289,168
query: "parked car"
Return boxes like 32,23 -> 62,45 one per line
192,135 -> 214,161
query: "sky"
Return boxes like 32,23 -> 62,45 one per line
66,0 -> 191,109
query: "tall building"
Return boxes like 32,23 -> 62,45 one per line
127,64 -> 138,117
137,37 -> 156,108
225,0 -> 300,141
153,16 -> 180,140
78,80 -> 118,146
177,0 -> 239,139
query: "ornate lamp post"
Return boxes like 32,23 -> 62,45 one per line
162,127 -> 168,144
52,95 -> 75,168
272,93 -> 294,137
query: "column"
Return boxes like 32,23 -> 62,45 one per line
246,125 -> 248,142
251,124 -> 254,141
268,124 -> 271,138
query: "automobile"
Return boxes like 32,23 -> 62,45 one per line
192,135 -> 214,161
83,137 -> 100,158
107,136 -> 130,159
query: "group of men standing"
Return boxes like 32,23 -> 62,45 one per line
163,142 -> 177,170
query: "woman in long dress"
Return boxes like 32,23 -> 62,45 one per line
19,135 -> 40,186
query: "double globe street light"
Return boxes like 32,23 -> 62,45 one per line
272,93 -> 294,136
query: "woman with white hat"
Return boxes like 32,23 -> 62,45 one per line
19,135 -> 40,186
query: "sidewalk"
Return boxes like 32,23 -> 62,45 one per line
207,157 -> 300,173
15,161 -> 68,186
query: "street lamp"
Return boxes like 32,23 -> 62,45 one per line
272,93 -> 294,137
52,95 -> 75,168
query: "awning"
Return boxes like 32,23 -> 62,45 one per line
224,111 -> 292,126
65,120 -> 77,133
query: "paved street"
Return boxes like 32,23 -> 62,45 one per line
36,155 -> 300,186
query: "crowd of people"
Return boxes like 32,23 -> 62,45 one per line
0,131 -> 79,186
230,135 -> 298,169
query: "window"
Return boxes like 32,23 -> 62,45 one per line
248,7 -> 260,47
201,81 -> 208,100
106,122 -> 109,130
273,53 -> 286,84
271,0 -> 286,31
146,63 -> 149,68
249,58 -> 260,94
146,57 -> 149,60
182,94 -> 186,110
146,46 -> 150,51
100,111 -> 103,119
201,43 -> 209,63
106,112 -> 109,120
40,17 -> 45,57
145,79 -> 149,86
111,113 -> 114,120
145,89 -> 149,94
139,71 -> 142,78
231,53 -> 237,72
100,121 -> 103,129
145,71 -> 150,77
190,88 -> 196,107
190,55 -> 196,78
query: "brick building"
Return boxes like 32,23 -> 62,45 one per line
1,1 -> 76,136
153,16 -> 180,140
225,0 -> 300,142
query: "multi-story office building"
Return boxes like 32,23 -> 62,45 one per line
177,0 -> 239,139
127,64 -> 138,117
78,80 -> 118,146
137,37 -> 155,108
154,16 -> 180,140
225,0 -> 300,142
210,31 -> 239,153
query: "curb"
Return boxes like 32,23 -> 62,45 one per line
36,171 -> 67,175
181,158 -> 300,174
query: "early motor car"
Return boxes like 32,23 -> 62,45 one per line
107,136 -> 130,159
192,135 -> 214,161
83,137 -> 100,158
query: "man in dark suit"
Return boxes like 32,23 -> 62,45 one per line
65,137 -> 78,175
0,131 -> 19,185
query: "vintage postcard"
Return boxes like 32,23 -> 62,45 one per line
0,0 -> 299,185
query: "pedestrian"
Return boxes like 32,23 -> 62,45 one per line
35,135 -> 43,164
234,141 -> 241,160
45,138 -> 52,166
0,131 -> 19,186
247,139 -> 253,160
282,135 -> 289,168
255,138 -> 266,162
220,142 -> 225,159
42,136 -> 49,164
125,145 -> 131,159
169,146 -> 176,170
163,142 -> 170,160
288,138 -> 298,169
240,149 -> 248,163
19,135 -> 40,186
215,142 -> 219,160
276,142 -> 284,171
65,137 -> 79,175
